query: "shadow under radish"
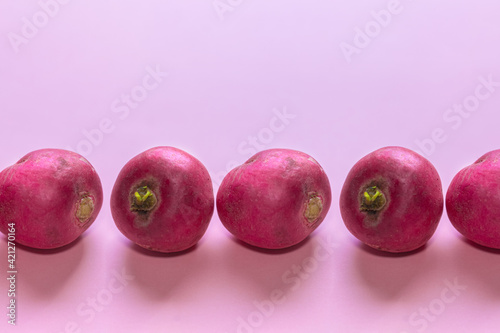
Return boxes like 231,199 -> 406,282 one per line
128,242 -> 199,258
352,238 -> 440,301
219,232 -> 319,302
14,234 -> 86,300
123,236 -> 210,301
230,234 -> 314,255
451,235 -> 500,301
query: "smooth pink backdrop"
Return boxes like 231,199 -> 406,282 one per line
1,1 -> 500,332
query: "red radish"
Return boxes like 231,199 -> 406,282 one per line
216,148 -> 332,250
110,146 -> 214,253
446,149 -> 500,249
0,149 -> 103,249
340,146 -> 443,253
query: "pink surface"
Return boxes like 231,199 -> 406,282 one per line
1,1 -> 500,332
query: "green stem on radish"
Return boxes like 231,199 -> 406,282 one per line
360,186 -> 386,212
131,186 -> 157,212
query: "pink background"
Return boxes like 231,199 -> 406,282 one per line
1,1 -> 500,332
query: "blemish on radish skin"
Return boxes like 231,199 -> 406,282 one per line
308,157 -> 319,165
79,157 -> 93,168
230,167 -> 244,183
